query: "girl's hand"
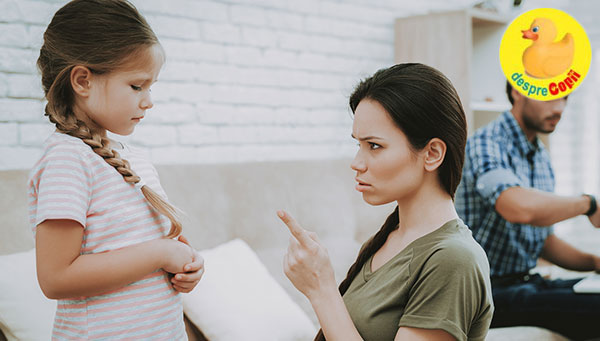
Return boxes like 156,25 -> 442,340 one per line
278,210 -> 336,300
171,235 -> 205,293
161,238 -> 195,274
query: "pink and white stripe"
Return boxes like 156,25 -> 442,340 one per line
29,132 -> 186,340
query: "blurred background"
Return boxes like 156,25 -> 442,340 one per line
0,0 -> 598,252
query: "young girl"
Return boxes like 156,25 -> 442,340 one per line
278,64 -> 494,341
29,0 -> 203,339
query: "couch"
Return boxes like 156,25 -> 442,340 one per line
0,160 -> 567,340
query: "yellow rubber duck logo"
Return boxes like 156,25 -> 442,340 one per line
521,18 -> 574,79
500,8 -> 591,101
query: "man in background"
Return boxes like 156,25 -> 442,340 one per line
455,81 -> 600,340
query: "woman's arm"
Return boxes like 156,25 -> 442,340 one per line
308,285 -> 363,340
278,210 -> 363,340
279,211 -> 461,341
394,327 -> 456,341
36,219 -> 194,299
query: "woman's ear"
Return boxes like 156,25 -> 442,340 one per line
423,138 -> 446,172
70,66 -> 93,97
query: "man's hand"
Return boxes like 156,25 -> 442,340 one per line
592,255 -> 600,273
588,202 -> 600,228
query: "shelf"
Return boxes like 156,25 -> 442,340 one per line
469,8 -> 512,26
395,9 -> 515,134
471,101 -> 511,112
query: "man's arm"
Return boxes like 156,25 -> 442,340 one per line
495,187 -> 592,226
540,233 -> 600,271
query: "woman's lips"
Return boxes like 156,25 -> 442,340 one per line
355,179 -> 372,192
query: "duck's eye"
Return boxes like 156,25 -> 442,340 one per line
532,26 -> 539,33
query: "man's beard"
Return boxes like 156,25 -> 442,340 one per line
522,113 -> 558,134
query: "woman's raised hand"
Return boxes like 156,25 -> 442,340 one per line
278,210 -> 336,299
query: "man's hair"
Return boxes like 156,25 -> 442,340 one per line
506,80 -> 514,105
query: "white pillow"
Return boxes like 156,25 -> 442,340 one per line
0,249 -> 56,341
183,239 -> 317,341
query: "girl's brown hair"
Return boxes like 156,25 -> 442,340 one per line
315,63 -> 467,340
37,0 -> 181,238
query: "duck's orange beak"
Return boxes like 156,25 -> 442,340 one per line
522,29 -> 538,40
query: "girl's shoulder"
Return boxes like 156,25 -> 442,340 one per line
120,142 -> 150,161
29,132 -> 99,180
118,143 -> 154,174
118,142 -> 161,187
43,131 -> 96,156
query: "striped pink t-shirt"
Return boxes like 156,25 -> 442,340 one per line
28,132 -> 186,340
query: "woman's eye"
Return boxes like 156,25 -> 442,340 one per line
131,85 -> 142,91
355,141 -> 381,150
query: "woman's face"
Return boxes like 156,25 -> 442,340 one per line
351,99 -> 425,206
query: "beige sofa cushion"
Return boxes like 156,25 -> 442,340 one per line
183,239 -> 316,340
0,249 -> 55,341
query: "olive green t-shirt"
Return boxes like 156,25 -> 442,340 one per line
342,219 -> 493,341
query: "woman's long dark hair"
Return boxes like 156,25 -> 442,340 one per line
315,63 -> 467,340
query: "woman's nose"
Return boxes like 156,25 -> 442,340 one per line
351,152 -> 367,172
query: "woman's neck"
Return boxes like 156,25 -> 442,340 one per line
395,180 -> 458,238
370,181 -> 458,272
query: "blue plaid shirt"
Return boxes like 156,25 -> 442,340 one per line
455,111 -> 555,277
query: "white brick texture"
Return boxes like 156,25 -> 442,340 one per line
0,0 -> 586,170
0,123 -> 18,145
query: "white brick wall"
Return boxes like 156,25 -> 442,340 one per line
0,0 -> 483,170
1,0 -> 591,171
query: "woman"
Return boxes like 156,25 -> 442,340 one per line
277,63 -> 493,341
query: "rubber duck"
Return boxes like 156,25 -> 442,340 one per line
521,17 -> 574,79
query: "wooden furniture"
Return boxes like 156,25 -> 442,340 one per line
394,9 -> 511,134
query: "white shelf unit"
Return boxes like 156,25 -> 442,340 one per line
394,9 -> 512,135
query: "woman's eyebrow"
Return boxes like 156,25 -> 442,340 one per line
351,134 -> 384,141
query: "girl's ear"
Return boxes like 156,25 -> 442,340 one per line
423,138 -> 446,172
70,66 -> 93,97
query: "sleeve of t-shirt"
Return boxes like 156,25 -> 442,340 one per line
398,248 -> 491,341
468,134 -> 523,207
31,144 -> 93,229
